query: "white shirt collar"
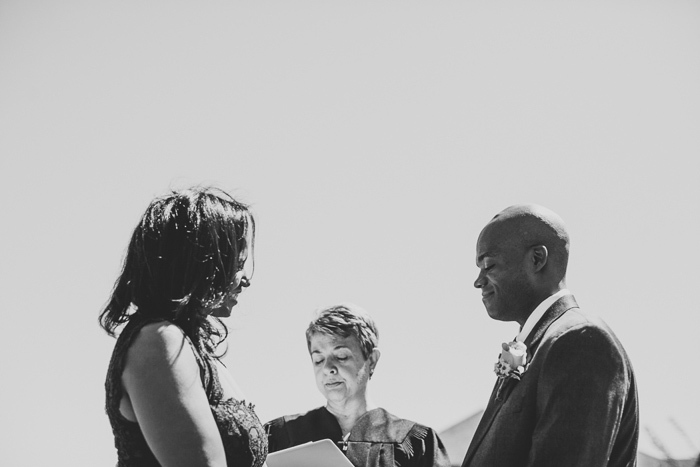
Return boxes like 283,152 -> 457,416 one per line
516,289 -> 571,343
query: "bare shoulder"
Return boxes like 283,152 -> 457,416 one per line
133,321 -> 187,345
124,321 -> 197,373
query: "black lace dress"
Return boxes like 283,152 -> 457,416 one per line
105,316 -> 268,467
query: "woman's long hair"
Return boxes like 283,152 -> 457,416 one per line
99,186 -> 255,356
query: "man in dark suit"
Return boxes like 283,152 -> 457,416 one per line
462,204 -> 639,467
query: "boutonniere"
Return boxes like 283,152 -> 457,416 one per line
493,341 -> 528,400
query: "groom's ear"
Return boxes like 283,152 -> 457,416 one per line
530,245 -> 548,273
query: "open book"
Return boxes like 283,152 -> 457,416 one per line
265,438 -> 355,467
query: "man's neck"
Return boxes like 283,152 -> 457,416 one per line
517,284 -> 567,327
516,288 -> 571,342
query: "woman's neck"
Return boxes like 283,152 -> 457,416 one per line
326,396 -> 376,436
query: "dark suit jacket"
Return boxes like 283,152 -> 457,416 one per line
462,295 -> 639,467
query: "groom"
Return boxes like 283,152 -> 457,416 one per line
462,205 -> 639,467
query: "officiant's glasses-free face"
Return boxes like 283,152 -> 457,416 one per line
309,333 -> 378,405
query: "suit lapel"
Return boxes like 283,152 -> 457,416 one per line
461,294 -> 579,467
462,379 -> 506,466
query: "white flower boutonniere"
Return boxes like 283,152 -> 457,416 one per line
493,341 -> 528,400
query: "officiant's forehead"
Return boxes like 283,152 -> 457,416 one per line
308,332 -> 361,355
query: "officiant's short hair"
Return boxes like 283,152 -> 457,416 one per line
306,303 -> 379,359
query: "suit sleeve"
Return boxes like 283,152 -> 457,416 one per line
526,324 -> 632,467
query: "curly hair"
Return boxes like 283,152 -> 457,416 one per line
305,303 -> 379,359
99,186 -> 255,356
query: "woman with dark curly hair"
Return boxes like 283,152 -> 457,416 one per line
101,187 -> 267,467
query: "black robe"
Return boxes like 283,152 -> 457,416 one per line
265,407 -> 451,467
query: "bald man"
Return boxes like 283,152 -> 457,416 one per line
462,205 -> 639,467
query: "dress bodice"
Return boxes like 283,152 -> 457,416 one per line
105,316 -> 267,467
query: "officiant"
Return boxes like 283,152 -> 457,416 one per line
264,303 -> 450,467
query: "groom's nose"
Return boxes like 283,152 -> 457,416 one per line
474,271 -> 486,289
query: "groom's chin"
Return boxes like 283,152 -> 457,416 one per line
485,306 -> 509,322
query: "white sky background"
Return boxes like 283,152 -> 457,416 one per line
1,1 -> 699,464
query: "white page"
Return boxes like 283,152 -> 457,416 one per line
265,438 -> 355,467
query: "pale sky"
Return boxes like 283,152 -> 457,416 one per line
1,1 -> 699,465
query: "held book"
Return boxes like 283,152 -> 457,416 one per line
265,438 -> 355,467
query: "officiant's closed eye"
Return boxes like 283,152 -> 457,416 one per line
309,329 -> 378,407
264,303 -> 451,467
